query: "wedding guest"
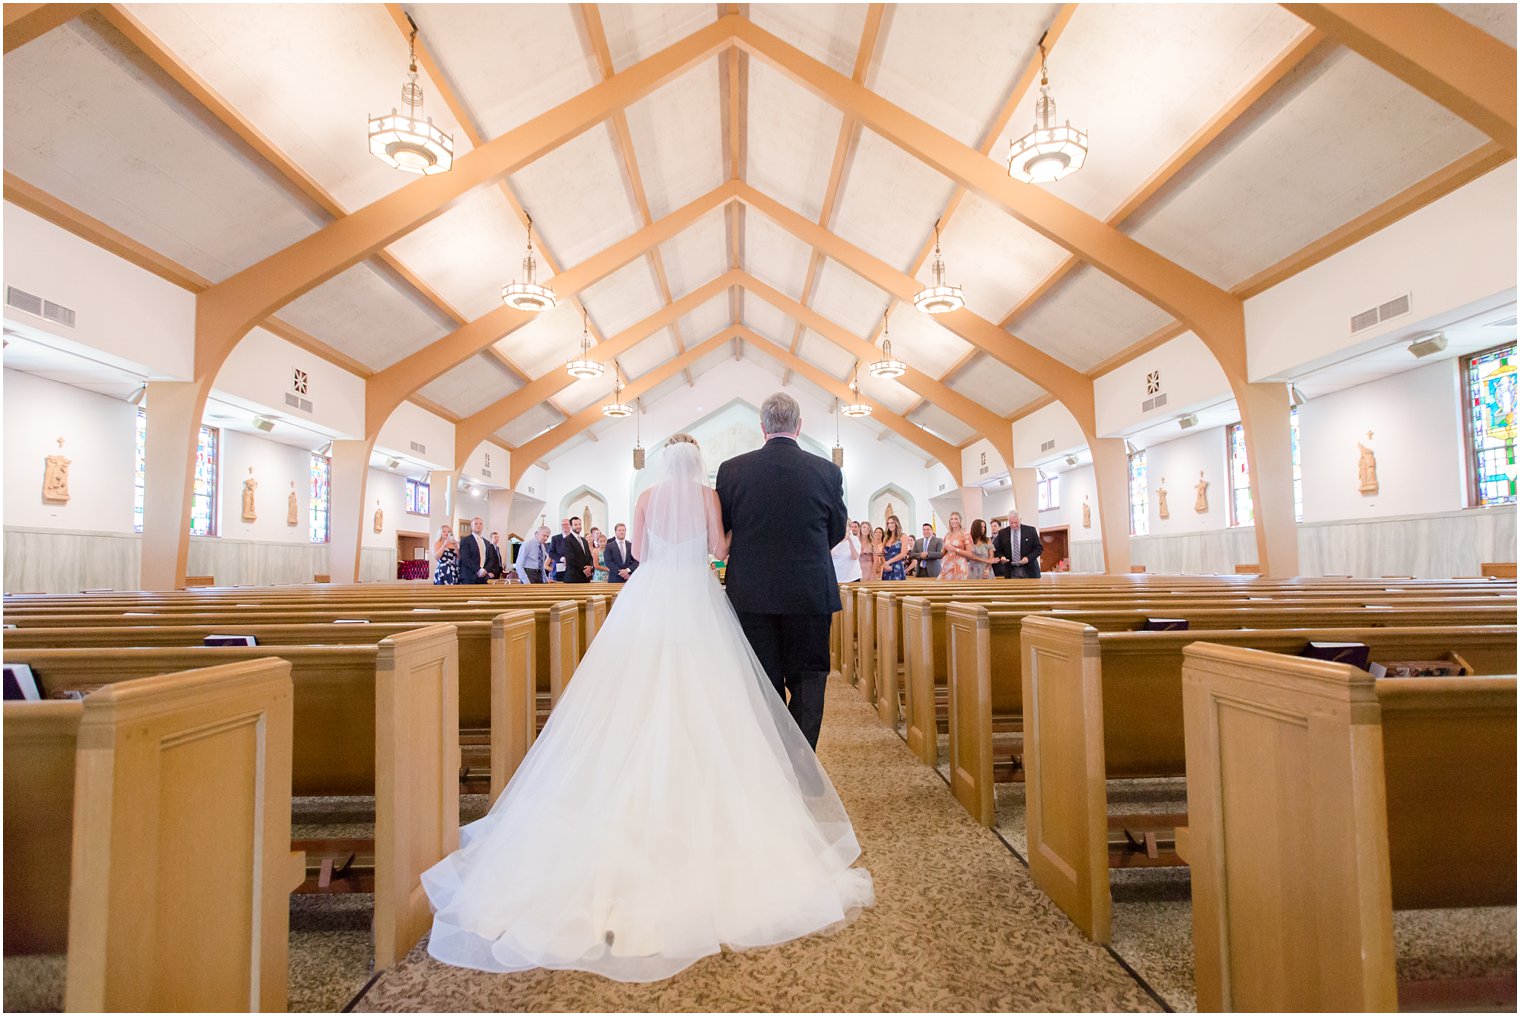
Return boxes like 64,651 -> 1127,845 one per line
880,514 -> 909,581
996,510 -> 1043,579
857,522 -> 880,582
911,522 -> 942,579
458,516 -> 503,584
604,522 -> 638,583
432,525 -> 459,585
989,518 -> 1011,578
967,519 -> 997,579
561,516 -> 594,584
831,520 -> 862,583
937,512 -> 972,581
547,518 -> 571,582
589,529 -> 610,583
515,525 -> 549,584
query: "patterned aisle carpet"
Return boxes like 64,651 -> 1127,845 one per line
353,676 -> 1162,1013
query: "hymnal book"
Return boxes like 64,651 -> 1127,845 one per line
1300,641 -> 1370,670
204,634 -> 258,647
3,664 -> 41,701
1142,618 -> 1189,632
1370,653 -> 1473,678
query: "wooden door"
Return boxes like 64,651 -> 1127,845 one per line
1039,526 -> 1069,573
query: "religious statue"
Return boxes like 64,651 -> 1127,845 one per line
241,468 -> 257,522
42,437 -> 70,504
1081,495 -> 1091,529
287,482 -> 299,527
1194,471 -> 1209,513
374,500 -> 384,533
582,503 -> 593,534
1358,431 -> 1379,495
1157,478 -> 1170,520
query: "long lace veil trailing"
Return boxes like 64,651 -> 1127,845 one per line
636,440 -> 714,568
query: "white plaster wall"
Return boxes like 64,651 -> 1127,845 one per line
376,401 -> 455,471
363,467 -> 414,548
1297,357 -> 1466,522
1141,424 -> 1233,534
961,436 -> 1009,482
1247,163 -> 1518,381
460,440 -> 509,488
215,326 -> 365,439
2,202 -> 195,379
3,368 -> 137,532
217,429 -> 314,543
1013,400 -> 1086,467
1038,463 -> 1102,551
1093,332 -> 1232,439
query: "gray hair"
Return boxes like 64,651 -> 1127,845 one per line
760,392 -> 802,436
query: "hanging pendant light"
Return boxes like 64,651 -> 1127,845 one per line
502,215 -> 557,312
912,220 -> 966,315
601,376 -> 634,418
869,309 -> 908,378
840,369 -> 873,418
368,22 -> 454,175
565,311 -> 604,379
1007,35 -> 1088,185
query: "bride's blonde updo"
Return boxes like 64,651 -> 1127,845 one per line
666,433 -> 699,450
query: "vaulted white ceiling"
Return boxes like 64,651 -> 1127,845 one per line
3,3 -> 1512,466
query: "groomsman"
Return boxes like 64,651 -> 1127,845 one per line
561,516 -> 594,583
604,522 -> 638,583
458,516 -> 503,584
911,523 -> 943,578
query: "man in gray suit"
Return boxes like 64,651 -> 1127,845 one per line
910,522 -> 943,578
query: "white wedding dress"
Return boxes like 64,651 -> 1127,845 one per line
421,442 -> 874,982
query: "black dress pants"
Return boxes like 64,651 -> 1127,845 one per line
735,611 -> 832,749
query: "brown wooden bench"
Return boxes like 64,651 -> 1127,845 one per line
1181,644 -> 1516,1011
5,625 -> 459,970
1018,618 -> 1518,944
4,659 -> 296,1010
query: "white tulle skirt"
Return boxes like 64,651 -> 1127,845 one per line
421,555 -> 874,982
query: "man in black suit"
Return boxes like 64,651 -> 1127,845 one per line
560,516 -> 594,584
994,510 -> 1043,579
546,518 -> 571,582
717,393 -> 847,750
458,516 -> 503,584
604,522 -> 638,583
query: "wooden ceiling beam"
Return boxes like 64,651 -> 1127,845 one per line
1283,3 -> 1517,154
4,3 -> 92,54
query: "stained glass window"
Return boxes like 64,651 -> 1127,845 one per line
1037,474 -> 1060,511
1465,344 -> 1516,507
1128,450 -> 1148,536
133,408 -> 147,533
1228,423 -> 1253,527
1290,407 -> 1303,523
309,453 -> 330,544
406,478 -> 430,516
190,426 -> 218,537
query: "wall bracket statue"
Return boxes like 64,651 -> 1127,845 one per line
1194,471 -> 1209,514
1081,495 -> 1091,529
1157,478 -> 1170,520
1358,431 -> 1379,495
287,482 -> 299,527
42,436 -> 70,504
374,500 -> 384,533
241,467 -> 257,522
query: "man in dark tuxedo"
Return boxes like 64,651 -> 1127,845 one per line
546,518 -> 571,582
994,510 -> 1043,578
560,516 -> 594,584
604,522 -> 638,583
717,393 -> 847,750
458,516 -> 503,584
989,518 -> 1011,578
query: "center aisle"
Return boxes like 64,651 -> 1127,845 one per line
355,676 -> 1161,1012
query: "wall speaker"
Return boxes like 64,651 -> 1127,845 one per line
252,415 -> 275,432
1407,332 -> 1448,359
1177,413 -> 1199,430
633,446 -> 645,470
832,446 -> 844,467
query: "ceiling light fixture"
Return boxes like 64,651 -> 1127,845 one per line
1007,33 -> 1088,184
601,376 -> 634,418
127,384 -> 146,406
368,20 -> 454,175
840,370 -> 873,418
1288,383 -> 1307,407
869,311 -> 908,378
565,310 -> 604,379
912,219 -> 966,315
502,214 -> 556,313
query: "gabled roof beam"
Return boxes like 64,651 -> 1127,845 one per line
4,3 -> 92,54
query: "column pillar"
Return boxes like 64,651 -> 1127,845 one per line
428,470 -> 457,544
1010,468 -> 1039,520
957,485 -> 985,524
1089,437 -> 1133,575
141,380 -> 210,590
328,439 -> 373,584
1236,381 -> 1299,576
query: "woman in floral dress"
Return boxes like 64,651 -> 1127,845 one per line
937,512 -> 973,581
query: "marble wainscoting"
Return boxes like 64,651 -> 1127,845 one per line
4,527 -> 403,592
1297,506 -> 1516,578
1131,527 -> 1260,576
1069,540 -> 1105,574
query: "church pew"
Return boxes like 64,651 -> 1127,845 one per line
1482,561 -> 1517,578
1180,644 -> 1516,1011
1018,618 -> 1517,944
4,659 -> 296,1011
897,592 -> 1514,767
5,625 -> 459,971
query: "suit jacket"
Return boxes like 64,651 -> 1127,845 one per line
995,524 -> 1042,578
717,436 -> 847,615
547,532 -> 567,579
457,532 -> 502,584
603,537 -> 638,583
561,531 -> 594,584
912,536 -> 943,578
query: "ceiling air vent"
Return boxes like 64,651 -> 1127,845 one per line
410,441 -> 426,455
1351,292 -> 1412,333
1040,439 -> 1055,453
1142,393 -> 1169,413
42,301 -> 75,328
6,287 -> 42,316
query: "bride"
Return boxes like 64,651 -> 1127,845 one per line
421,434 -> 874,982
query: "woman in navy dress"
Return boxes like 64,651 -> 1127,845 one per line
433,525 -> 460,585
880,515 -> 909,581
